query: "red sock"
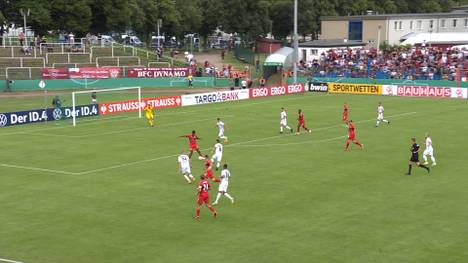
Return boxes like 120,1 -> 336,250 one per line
196,207 -> 200,217
208,206 -> 216,214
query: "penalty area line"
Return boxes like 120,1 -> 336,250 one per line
0,258 -> 24,263
0,163 -> 78,175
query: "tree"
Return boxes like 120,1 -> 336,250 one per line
199,0 -> 224,42
90,0 -> 132,33
270,0 -> 292,39
50,0 -> 92,35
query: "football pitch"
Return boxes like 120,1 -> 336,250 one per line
1,92 -> 468,263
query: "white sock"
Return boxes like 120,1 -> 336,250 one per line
423,155 -> 428,162
286,125 -> 291,130
183,175 -> 191,183
224,193 -> 234,201
431,156 -> 436,163
375,120 -> 380,126
383,119 -> 389,123
189,174 -> 195,181
280,126 -> 284,132
216,162 -> 220,169
215,192 -> 222,203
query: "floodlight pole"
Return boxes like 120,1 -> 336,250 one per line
19,8 -> 30,47
292,0 -> 298,84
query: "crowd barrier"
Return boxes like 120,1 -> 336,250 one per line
2,80 -> 466,128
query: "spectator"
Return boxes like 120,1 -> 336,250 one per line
188,74 -> 193,88
241,79 -> 247,89
19,31 -> 25,46
221,50 -> 225,60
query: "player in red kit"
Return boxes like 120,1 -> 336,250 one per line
204,155 -> 220,182
296,109 -> 311,135
194,175 -> 217,219
180,130 -> 204,160
343,103 -> 349,123
345,120 -> 364,151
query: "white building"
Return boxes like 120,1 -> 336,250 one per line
320,5 -> 468,47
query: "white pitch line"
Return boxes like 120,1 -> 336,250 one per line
0,163 -> 78,175
230,135 -> 347,147
73,115 -> 235,138
0,258 -> 24,263
0,110 -> 418,176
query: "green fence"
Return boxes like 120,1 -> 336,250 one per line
234,46 -> 256,65
287,77 -> 468,88
1,77 -> 232,91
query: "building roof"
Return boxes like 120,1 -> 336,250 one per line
401,32 -> 468,45
263,47 -> 293,67
299,39 -> 365,48
322,6 -> 468,21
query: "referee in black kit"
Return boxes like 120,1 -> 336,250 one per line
406,138 -> 430,175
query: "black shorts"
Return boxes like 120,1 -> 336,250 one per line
410,155 -> 419,163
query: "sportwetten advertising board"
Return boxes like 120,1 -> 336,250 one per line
328,83 -> 382,95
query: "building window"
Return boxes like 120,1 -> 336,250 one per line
310,49 -> 318,56
394,21 -> 398,30
417,20 -> 422,30
453,19 -> 457,27
429,20 -> 434,29
410,21 -> 414,30
399,21 -> 403,30
465,19 -> 468,27
441,19 -> 446,28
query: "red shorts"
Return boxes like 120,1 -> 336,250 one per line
205,169 -> 214,178
348,133 -> 356,140
197,194 -> 209,205
189,144 -> 199,151
298,120 -> 305,126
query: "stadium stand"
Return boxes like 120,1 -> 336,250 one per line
301,47 -> 468,81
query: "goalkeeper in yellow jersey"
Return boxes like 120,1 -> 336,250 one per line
144,103 -> 155,127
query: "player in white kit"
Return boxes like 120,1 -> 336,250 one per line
211,139 -> 223,171
178,151 -> 195,183
423,133 -> 437,166
280,107 -> 293,134
216,118 -> 228,143
375,102 -> 390,127
212,164 -> 234,205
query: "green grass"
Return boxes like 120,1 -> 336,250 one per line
1,93 -> 468,263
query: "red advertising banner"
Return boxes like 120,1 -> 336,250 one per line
249,83 -> 305,98
127,67 -> 192,78
397,86 -> 451,98
41,68 -> 69,79
99,96 -> 182,115
41,68 -> 120,79
69,67 -> 121,79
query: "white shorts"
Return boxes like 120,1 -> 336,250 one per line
219,181 -> 229,192
212,153 -> 222,163
218,130 -> 225,138
423,148 -> 434,156
280,119 -> 287,126
377,113 -> 384,120
181,166 -> 191,174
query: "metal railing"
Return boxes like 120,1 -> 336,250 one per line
90,43 -> 136,57
148,62 -> 171,67
96,56 -> 141,67
0,57 -> 45,67
52,62 -> 97,68
45,52 -> 92,64
0,46 -> 38,58
5,66 -> 49,79
39,42 -> 87,54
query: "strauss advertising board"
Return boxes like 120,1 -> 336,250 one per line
99,96 -> 182,115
